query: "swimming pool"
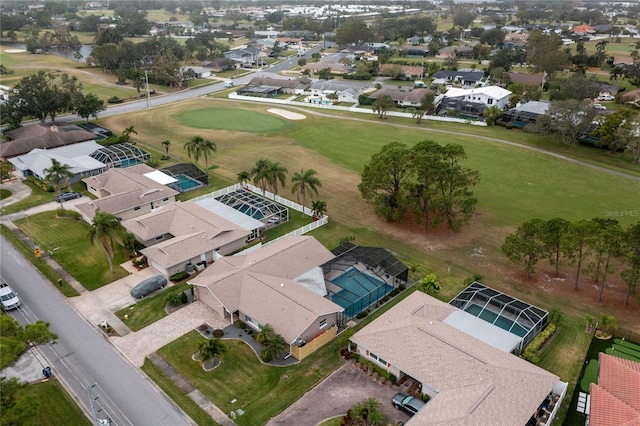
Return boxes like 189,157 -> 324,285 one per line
330,268 -> 393,317
464,303 -> 528,337
170,173 -> 204,192
233,203 -> 265,219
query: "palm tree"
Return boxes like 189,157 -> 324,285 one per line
255,323 -> 276,345
161,140 -> 171,156
200,138 -> 217,172
261,333 -> 287,362
184,136 -> 203,168
595,39 -> 608,53
197,338 -> 226,367
311,200 -> 327,219
236,170 -> 250,187
291,168 -> 322,210
251,158 -> 272,194
122,126 -> 137,143
44,159 -> 75,208
266,162 -> 287,195
87,210 -> 124,274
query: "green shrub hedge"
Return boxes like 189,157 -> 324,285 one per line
170,271 -> 189,282
522,323 -> 558,364
27,176 -> 54,192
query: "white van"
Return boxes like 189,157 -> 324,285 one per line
0,281 -> 20,311
224,80 -> 234,88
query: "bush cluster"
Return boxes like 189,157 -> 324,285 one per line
169,271 -> 189,282
27,176 -> 54,192
107,96 -> 123,104
521,323 -> 557,364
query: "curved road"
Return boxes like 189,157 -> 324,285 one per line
0,238 -> 193,426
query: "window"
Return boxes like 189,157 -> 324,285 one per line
487,99 -> 493,105
369,351 -> 388,367
155,235 -> 163,241
319,319 -> 327,329
163,197 -> 169,202
134,206 -> 141,211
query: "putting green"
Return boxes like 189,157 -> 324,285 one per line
175,108 -> 290,133
580,359 -> 599,392
614,338 -> 640,352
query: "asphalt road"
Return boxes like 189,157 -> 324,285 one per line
0,237 -> 193,426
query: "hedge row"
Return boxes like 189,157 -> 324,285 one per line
521,323 -> 557,364
27,176 -> 54,192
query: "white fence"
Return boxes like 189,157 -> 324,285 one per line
228,93 -> 487,126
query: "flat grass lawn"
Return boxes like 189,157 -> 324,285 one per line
158,332 -> 345,426
1,180 -> 56,215
115,284 -> 190,332
0,188 -> 10,200
15,211 -> 128,290
10,379 -> 91,426
175,108 -> 292,133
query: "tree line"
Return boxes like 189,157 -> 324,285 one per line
358,141 -> 479,232
502,217 -> 640,305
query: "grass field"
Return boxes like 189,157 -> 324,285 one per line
175,108 -> 292,133
14,211 -> 129,290
0,188 -> 10,200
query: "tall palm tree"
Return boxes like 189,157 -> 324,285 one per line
44,158 -> 75,208
251,158 -> 272,194
266,161 -> 287,195
161,140 -> 171,156
184,136 -> 203,168
200,138 -> 217,172
595,39 -> 608,53
197,338 -> 226,367
87,210 -> 124,274
291,168 -> 322,210
236,170 -> 250,187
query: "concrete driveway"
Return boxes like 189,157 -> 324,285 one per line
267,362 -> 411,426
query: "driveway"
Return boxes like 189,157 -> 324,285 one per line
267,362 -> 411,426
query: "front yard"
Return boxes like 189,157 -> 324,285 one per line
114,283 -> 191,331
14,211 -> 129,290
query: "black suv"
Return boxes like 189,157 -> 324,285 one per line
55,192 -> 82,202
392,392 -> 426,416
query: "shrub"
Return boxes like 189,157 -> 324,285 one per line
356,311 -> 368,319
166,293 -> 182,306
170,271 -> 189,282
212,329 -> 224,338
235,320 -> 246,329
180,291 -> 188,304
521,323 -> 557,364
27,176 -> 54,192
107,96 -> 123,104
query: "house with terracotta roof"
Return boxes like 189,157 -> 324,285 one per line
589,353 -> 640,426
1,123 -> 96,161
350,291 -> 566,425
369,88 -> 433,107
123,201 -> 256,277
572,24 -> 595,35
77,164 -> 178,222
189,236 -> 344,360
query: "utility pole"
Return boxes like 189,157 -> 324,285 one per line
87,384 -> 100,426
144,70 -> 151,109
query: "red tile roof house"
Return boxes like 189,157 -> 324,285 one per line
189,236 -> 345,360
572,24 -> 595,35
350,291 -> 567,425
589,353 -> 640,426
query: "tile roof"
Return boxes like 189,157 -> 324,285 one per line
589,353 -> 640,426
350,292 -> 559,425
247,76 -> 311,89
77,164 -> 178,219
124,202 -> 250,268
369,87 -> 433,103
1,124 -> 95,160
189,236 -> 342,343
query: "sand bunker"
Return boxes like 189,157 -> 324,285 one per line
4,49 -> 26,53
267,108 -> 306,120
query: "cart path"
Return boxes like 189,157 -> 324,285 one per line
275,104 -> 640,183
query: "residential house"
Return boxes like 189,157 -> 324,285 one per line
1,123 -> 95,161
9,141 -> 105,182
180,66 -> 211,79
432,69 -> 485,88
309,81 -> 363,103
369,88 -> 433,108
202,58 -> 233,72
502,100 -> 551,126
123,201 -> 255,277
223,46 -> 260,65
350,291 -> 566,425
437,45 -> 474,59
572,24 -> 595,36
379,64 -> 424,80
301,60 -> 348,76
244,76 -> 312,95
77,164 -> 178,222
400,45 -> 430,57
189,236 -> 344,360
436,86 -> 512,117
598,84 -> 619,99
588,353 -> 640,426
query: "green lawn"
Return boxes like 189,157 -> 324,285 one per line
115,284 -> 191,332
175,108 -> 292,133
158,333 -> 345,426
14,211 -> 129,290
1,180 -> 90,215
4,379 -> 91,426
0,188 -> 10,200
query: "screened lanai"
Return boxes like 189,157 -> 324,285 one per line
161,163 -> 208,192
90,143 -> 150,169
323,243 -> 408,318
449,281 -> 548,352
215,189 -> 288,224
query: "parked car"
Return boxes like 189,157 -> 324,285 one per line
597,94 -> 615,101
55,192 -> 81,202
130,275 -> 167,299
593,103 -> 607,111
392,392 -> 426,416
0,281 -> 21,311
